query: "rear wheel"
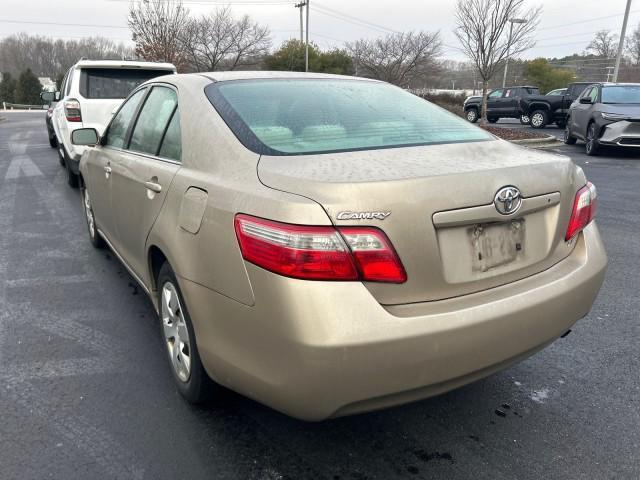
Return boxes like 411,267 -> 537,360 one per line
81,185 -> 105,249
57,144 -> 66,167
519,114 -> 531,125
563,119 -> 577,145
466,108 -> 479,123
158,262 -> 214,404
48,134 -> 57,148
555,120 -> 566,129
530,110 -> 549,129
585,122 -> 600,156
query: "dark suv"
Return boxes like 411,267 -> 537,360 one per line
464,86 -> 539,123
518,82 -> 592,129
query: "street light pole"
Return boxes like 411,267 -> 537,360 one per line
502,18 -> 527,88
305,0 -> 310,72
613,0 -> 632,82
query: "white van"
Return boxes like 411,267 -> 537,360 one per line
48,59 -> 176,187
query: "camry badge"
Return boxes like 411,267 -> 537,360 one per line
494,186 -> 522,215
337,211 -> 391,221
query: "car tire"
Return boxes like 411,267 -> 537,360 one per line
487,117 -> 498,123
466,108 -> 479,123
59,145 -> 79,188
563,120 -> 577,145
80,185 -> 105,249
555,120 -> 566,129
585,122 -> 600,156
530,110 -> 548,129
157,262 -> 214,404
48,135 -> 57,148
57,144 -> 66,167
519,115 -> 531,125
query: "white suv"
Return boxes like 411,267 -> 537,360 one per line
45,59 -> 176,187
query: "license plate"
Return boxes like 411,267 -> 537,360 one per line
469,220 -> 525,272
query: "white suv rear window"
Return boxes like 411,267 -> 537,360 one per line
79,68 -> 173,99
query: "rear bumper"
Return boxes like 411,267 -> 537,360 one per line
181,223 -> 606,420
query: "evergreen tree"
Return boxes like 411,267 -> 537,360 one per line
14,69 -> 43,105
0,72 -> 16,104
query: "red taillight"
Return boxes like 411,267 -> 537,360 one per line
565,182 -> 597,241
234,214 -> 407,283
64,98 -> 82,122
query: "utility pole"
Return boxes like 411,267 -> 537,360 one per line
613,0 -> 632,82
294,2 -> 306,43
305,0 -> 310,72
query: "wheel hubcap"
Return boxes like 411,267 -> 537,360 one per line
468,111 -> 476,121
83,189 -> 95,238
532,114 -> 543,126
522,116 -> 530,123
161,282 -> 192,382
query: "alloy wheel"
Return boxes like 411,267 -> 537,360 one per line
531,113 -> 544,127
467,110 -> 477,122
161,282 -> 192,383
586,124 -> 596,154
83,189 -> 96,239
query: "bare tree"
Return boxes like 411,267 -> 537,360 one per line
454,0 -> 541,123
587,30 -> 618,59
128,0 -> 190,71
627,24 -> 640,65
0,33 -> 134,78
345,31 -> 442,87
179,7 -> 270,72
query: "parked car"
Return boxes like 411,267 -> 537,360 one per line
518,82 -> 592,129
547,88 -> 567,96
564,82 -> 640,155
71,72 -> 607,421
464,85 -> 539,124
41,59 -> 176,188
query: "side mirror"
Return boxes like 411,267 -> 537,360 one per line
579,97 -> 593,105
71,128 -> 99,146
40,91 -> 56,103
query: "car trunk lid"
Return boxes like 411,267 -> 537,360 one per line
258,139 -> 584,305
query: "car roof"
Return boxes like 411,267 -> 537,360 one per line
199,71 -> 380,83
503,85 -> 538,89
74,59 -> 177,71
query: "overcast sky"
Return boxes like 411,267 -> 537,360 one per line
0,0 -> 638,62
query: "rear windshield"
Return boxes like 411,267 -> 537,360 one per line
601,85 -> 640,104
206,79 -> 492,156
80,68 -> 174,99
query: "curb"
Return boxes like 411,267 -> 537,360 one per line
510,134 -> 561,147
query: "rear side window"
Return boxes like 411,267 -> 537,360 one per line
206,79 -> 491,156
158,109 -> 182,161
524,87 -> 539,94
105,88 -> 147,149
129,86 -> 178,156
79,68 -> 173,99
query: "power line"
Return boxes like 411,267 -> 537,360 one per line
538,9 -> 640,31
0,18 -> 128,29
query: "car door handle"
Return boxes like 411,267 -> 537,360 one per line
103,166 -> 112,174
145,181 -> 162,193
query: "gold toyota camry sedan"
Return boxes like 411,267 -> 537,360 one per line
72,72 -> 607,420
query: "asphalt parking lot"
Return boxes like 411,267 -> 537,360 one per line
1,111 -> 639,480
